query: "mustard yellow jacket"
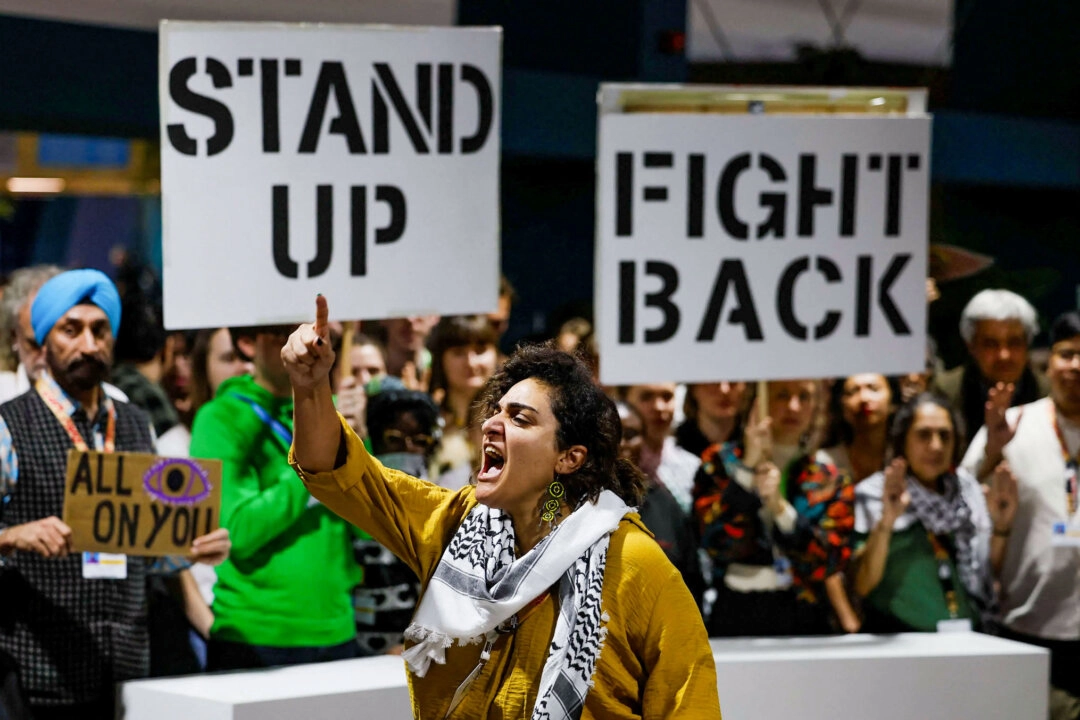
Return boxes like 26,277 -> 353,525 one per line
291,416 -> 721,719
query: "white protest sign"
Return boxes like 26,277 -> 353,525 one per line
596,92 -> 931,385
159,22 -> 501,329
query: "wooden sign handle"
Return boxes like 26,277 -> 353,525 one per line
338,323 -> 354,386
756,380 -> 769,424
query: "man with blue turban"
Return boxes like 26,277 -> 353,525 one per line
0,268 -> 231,719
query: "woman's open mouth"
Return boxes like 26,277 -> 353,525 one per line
478,445 -> 505,481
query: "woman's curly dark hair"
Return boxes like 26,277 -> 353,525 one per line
474,342 -> 646,508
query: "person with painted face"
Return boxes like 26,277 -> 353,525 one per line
693,379 -> 859,636
353,385 -> 440,655
284,296 -> 720,720
824,374 -> 898,483
854,393 -> 1016,633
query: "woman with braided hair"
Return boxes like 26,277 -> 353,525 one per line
283,296 -> 720,720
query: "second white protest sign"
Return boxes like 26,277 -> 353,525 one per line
596,87 -> 931,385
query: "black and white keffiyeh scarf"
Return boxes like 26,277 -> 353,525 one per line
906,471 -> 996,618
402,490 -> 630,720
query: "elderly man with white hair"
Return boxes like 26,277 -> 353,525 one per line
933,288 -> 1049,445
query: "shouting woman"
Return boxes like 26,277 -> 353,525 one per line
282,296 -> 720,720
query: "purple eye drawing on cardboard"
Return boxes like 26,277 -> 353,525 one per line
144,458 -> 212,505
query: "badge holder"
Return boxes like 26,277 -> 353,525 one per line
82,552 -> 127,579
1051,462 -> 1080,548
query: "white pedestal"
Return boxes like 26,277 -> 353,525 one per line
120,655 -> 411,720
712,633 -> 1048,720
120,633 -> 1048,719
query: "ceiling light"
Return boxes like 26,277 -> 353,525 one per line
6,177 -> 66,194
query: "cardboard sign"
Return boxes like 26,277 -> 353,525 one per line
595,92 -> 931,385
62,450 -> 222,556
159,21 -> 502,329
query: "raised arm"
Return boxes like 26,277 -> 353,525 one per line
854,459 -> 908,598
283,295 -> 341,472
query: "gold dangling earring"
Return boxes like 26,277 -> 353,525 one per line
540,475 -> 566,531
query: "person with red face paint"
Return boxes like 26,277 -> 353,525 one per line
284,296 -> 720,720
824,374 -> 898,483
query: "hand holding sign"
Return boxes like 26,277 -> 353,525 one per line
282,295 -> 336,389
0,516 -> 72,558
742,403 -> 773,470
753,461 -> 784,516
190,527 -> 231,566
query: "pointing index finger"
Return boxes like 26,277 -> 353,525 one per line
314,294 -> 329,337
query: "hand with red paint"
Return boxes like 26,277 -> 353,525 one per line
282,295 -> 336,389
881,458 -> 911,524
986,461 -> 1018,536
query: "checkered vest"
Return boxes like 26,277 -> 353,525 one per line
0,388 -> 154,707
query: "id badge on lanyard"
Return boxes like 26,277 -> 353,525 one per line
82,552 -> 128,579
1051,460 -> 1080,547
37,378 -> 129,575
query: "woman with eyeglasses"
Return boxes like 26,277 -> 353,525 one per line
853,393 -> 1017,632
283,297 -> 720,720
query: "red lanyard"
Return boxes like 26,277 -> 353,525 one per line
926,532 -> 959,619
1050,403 -> 1080,516
36,377 -> 115,453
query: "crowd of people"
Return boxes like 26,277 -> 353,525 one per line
0,261 -> 1079,719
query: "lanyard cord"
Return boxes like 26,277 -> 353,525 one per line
925,531 -> 959,619
1050,403 -> 1080,516
230,394 -> 293,449
443,589 -> 552,719
36,378 -> 115,452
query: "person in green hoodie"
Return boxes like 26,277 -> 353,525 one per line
189,325 -> 361,670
